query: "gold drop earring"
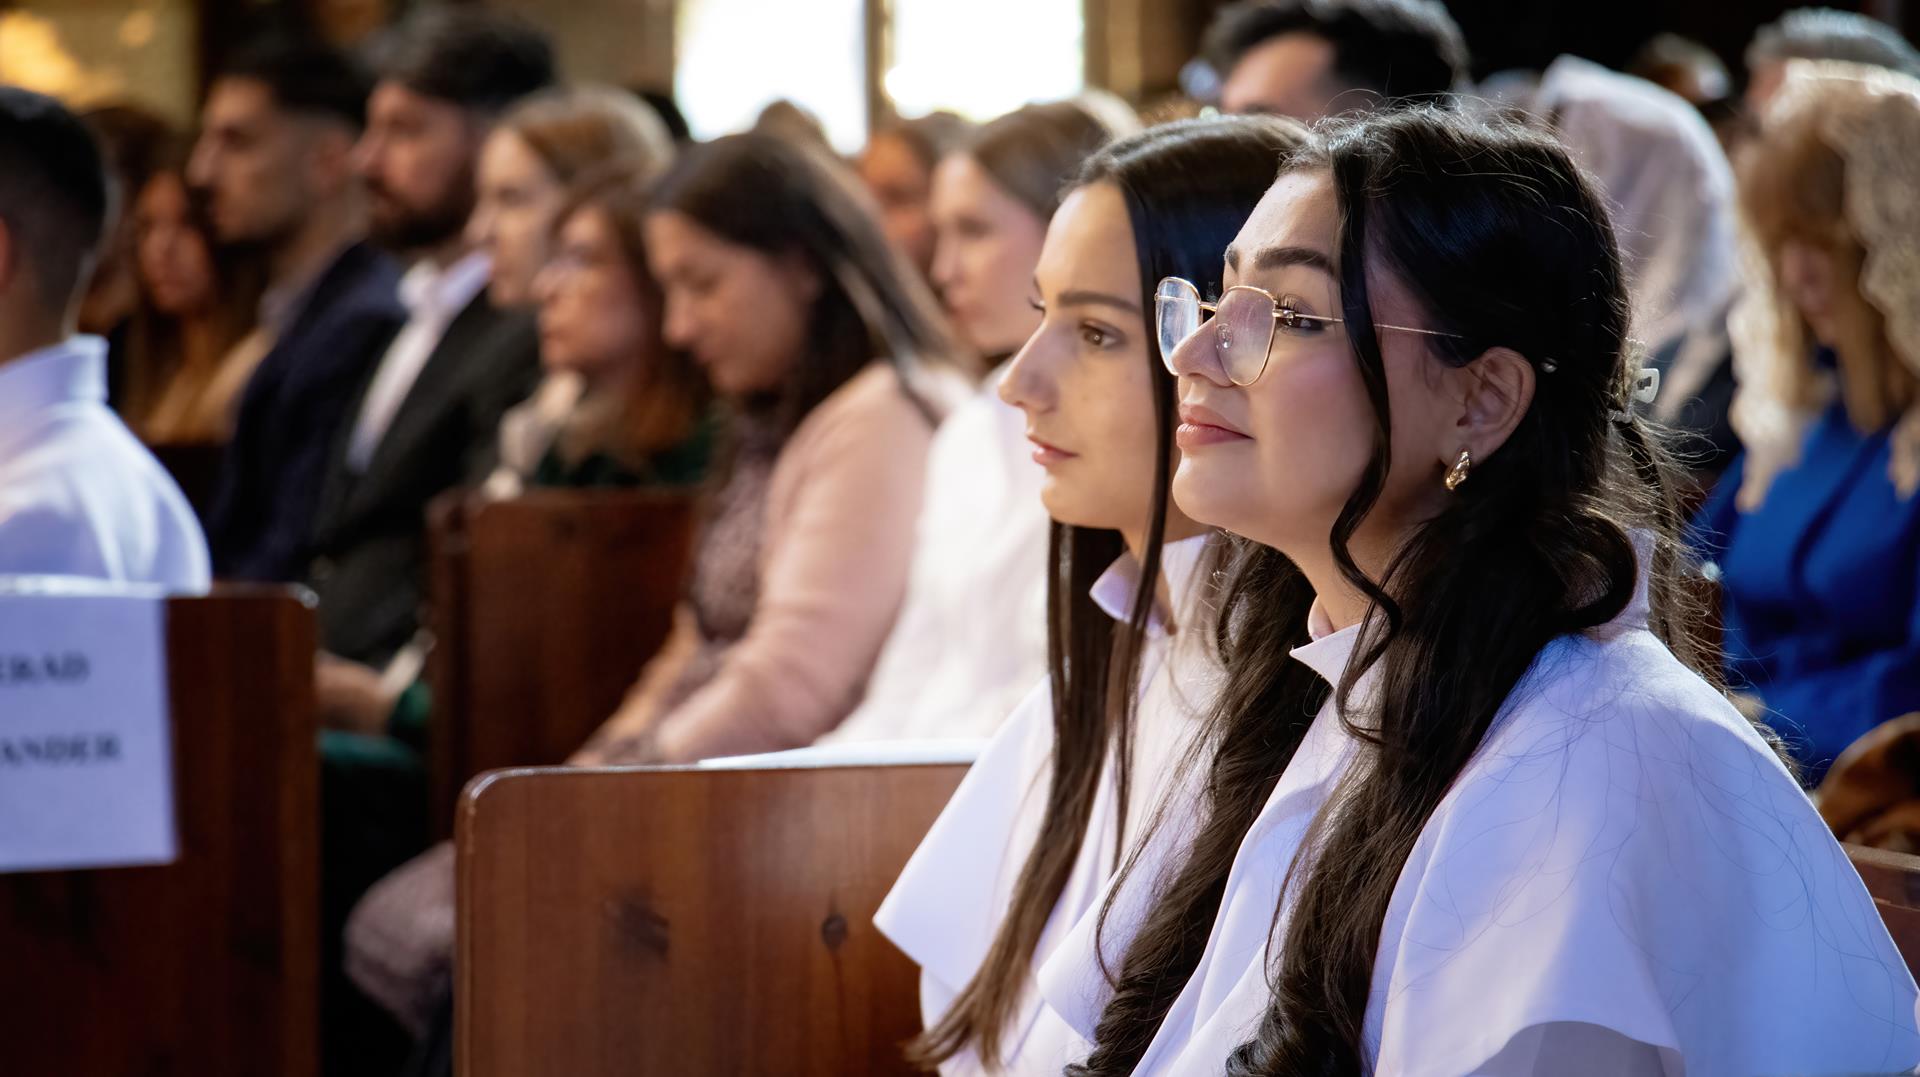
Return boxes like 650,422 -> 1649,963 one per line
1443,449 -> 1473,492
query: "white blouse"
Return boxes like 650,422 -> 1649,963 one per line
825,369 -> 1050,745
1039,560 -> 1920,1075
874,532 -> 1224,1075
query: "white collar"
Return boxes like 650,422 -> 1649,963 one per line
1286,529 -> 1658,688
399,249 -> 491,317
0,335 -> 108,434
1089,532 -> 1218,638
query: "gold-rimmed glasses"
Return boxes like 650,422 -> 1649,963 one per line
1155,276 -> 1463,386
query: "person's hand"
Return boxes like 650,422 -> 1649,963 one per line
315,653 -> 400,736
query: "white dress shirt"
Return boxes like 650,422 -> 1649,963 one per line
344,251 -> 491,472
0,336 -> 210,591
825,369 -> 1051,744
874,532 -> 1224,1075
1038,550 -> 1920,1075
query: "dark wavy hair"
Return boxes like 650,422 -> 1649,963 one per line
1071,107 -> 1733,1076
908,114 -> 1310,1070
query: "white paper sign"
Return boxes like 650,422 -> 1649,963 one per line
0,580 -> 177,872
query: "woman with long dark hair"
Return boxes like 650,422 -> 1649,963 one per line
875,115 -> 1307,1075
1056,107 -> 1919,1074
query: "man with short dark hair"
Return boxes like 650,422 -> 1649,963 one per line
309,6 -> 554,667
1201,0 -> 1468,119
0,87 -> 209,587
191,36 -> 407,582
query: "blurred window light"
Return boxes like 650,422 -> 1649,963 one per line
887,0 -> 1083,121
675,0 -> 1085,152
676,0 -> 866,151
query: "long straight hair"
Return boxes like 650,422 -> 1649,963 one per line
646,132 -> 960,433
1072,108 -> 1734,1076
911,115 -> 1310,1070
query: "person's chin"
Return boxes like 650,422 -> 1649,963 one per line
1170,463 -> 1240,532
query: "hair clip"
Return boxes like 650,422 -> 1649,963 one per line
1631,366 -> 1661,405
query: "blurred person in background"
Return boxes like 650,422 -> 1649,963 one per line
1199,0 -> 1466,120
78,104 -> 172,410
827,97 -> 1138,745
190,35 -> 405,581
124,138 -> 268,443
858,110 -> 973,280
1745,8 -> 1920,116
1699,61 -> 1920,786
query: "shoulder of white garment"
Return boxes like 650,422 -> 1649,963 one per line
1145,625 -> 1920,1075
1363,626 -> 1920,1075
874,675 -> 1056,998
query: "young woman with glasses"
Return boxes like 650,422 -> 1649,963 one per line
1054,107 -> 1919,1076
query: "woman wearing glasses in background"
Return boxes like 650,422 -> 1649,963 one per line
1047,107 -> 1919,1076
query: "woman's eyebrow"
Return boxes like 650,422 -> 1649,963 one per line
1224,243 -> 1336,277
1053,289 -> 1141,314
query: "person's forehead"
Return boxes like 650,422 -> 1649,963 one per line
1040,183 -> 1135,282
208,77 -> 278,121
1224,32 -> 1338,109
1235,170 -> 1337,261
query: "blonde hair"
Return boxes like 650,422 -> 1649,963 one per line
1739,80 -> 1916,434
497,84 -> 674,186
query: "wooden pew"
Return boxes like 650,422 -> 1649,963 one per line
1848,843 -> 1920,980
456,757 -> 970,1077
149,441 -> 228,522
0,588 -> 319,1076
426,490 -> 696,836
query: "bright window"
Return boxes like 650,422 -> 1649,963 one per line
676,0 -> 868,151
674,0 -> 1086,153
886,0 -> 1084,122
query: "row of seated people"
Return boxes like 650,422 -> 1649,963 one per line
5,2 -> 1920,1075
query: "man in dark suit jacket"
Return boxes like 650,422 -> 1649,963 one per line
308,8 -> 553,666
188,39 -> 408,581
211,243 -> 404,579
309,295 -> 538,663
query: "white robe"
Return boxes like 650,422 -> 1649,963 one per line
1039,557 -> 1920,1075
875,532 -> 1224,1075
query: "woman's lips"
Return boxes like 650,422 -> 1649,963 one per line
1176,403 -> 1252,449
1027,435 -> 1077,468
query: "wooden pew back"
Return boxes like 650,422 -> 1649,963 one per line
1848,842 -> 1920,979
456,760 -> 967,1077
427,490 -> 696,835
0,589 -> 319,1076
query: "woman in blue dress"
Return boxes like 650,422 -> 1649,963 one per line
1698,59 -> 1920,784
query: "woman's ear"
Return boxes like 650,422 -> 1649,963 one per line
1446,346 -> 1536,464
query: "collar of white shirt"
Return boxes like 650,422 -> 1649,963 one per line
1283,532 -> 1655,688
1088,531 -> 1220,638
0,335 -> 109,440
399,248 -> 491,317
